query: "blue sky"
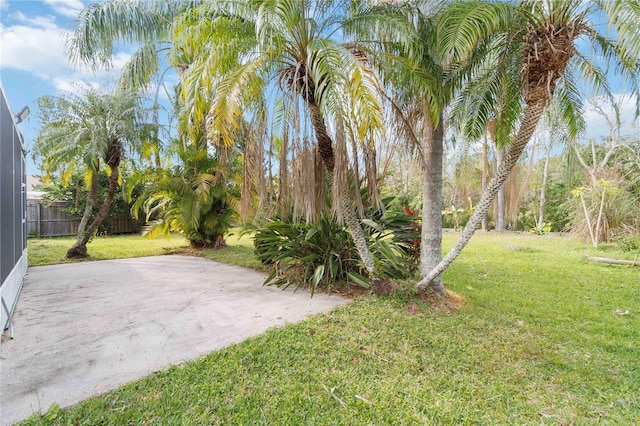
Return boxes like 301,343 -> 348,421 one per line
1,0 -> 138,175
1,0 -> 638,176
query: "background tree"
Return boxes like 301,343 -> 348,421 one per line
38,168 -> 145,235
171,0 -> 388,279
34,88 -> 148,258
417,0 -> 640,290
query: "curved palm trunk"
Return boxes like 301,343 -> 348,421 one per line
75,172 -> 98,245
495,149 -> 506,231
481,133 -> 489,231
67,142 -> 122,258
417,100 -> 546,290
308,102 -> 376,275
420,118 -> 445,296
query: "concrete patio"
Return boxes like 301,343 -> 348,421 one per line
0,255 -> 348,425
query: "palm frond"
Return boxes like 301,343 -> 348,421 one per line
68,0 -> 173,68
117,43 -> 160,93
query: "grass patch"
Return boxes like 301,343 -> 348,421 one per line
195,230 -> 268,272
27,234 -> 190,266
585,242 -> 640,262
20,232 -> 640,424
27,229 -> 259,268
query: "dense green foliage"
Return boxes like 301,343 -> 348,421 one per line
252,204 -> 420,294
131,138 -> 240,248
616,234 -> 640,252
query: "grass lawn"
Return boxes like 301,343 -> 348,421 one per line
21,232 -> 639,424
27,234 -> 191,266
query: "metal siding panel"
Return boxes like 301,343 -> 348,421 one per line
1,89 -> 15,284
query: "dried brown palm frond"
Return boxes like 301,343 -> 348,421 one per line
522,19 -> 578,104
364,133 -> 383,212
331,114 -> 350,224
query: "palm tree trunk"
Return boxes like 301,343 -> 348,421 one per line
75,172 -> 98,245
417,100 -> 546,290
67,165 -> 120,258
495,148 -> 506,231
481,132 -> 489,231
420,118 -> 445,296
308,102 -> 376,275
67,141 -> 122,258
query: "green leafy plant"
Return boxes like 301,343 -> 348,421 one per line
130,139 -> 239,248
252,203 -> 419,295
616,235 -> 640,252
529,222 -> 552,235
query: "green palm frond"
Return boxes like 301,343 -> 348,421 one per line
553,68 -> 586,140
206,58 -> 268,146
69,0 -> 170,68
117,43 -> 160,93
69,0 -> 199,92
598,0 -> 640,61
435,0 -> 517,64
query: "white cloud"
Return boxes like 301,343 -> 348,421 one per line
0,0 -> 8,10
583,94 -> 639,141
43,0 -> 84,19
0,12 -> 129,91
1,13 -> 70,79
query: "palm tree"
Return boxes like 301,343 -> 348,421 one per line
171,0 -> 387,277
348,1 -> 512,295
68,0 -> 199,170
35,88 -> 147,258
131,134 -> 239,249
417,0 -> 640,289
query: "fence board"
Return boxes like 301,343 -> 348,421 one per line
26,200 -> 138,237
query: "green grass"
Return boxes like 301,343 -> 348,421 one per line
27,234 -> 190,266
196,230 -> 268,272
27,229 -> 263,269
20,232 -> 640,425
585,242 -> 640,262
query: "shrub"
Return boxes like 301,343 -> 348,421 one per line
131,138 -> 239,248
616,235 -> 640,252
442,207 -> 471,230
529,222 -> 552,235
252,206 -> 419,295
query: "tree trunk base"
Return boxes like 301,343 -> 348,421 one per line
190,235 -> 226,250
417,284 -> 447,299
66,243 -> 88,259
371,276 -> 394,297
416,277 -> 448,297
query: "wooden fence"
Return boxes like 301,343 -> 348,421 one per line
26,200 -> 139,237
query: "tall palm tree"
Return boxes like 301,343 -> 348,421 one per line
364,4 -> 450,295
171,0 -> 386,277
35,88 -> 146,258
348,0 -> 511,295
417,0 -> 640,289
